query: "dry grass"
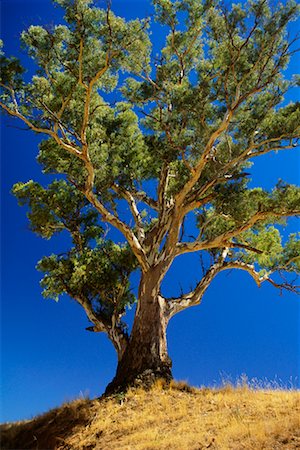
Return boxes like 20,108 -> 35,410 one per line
1,380 -> 299,450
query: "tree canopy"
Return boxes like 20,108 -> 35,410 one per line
1,0 -> 300,389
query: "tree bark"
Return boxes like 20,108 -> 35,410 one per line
105,269 -> 172,394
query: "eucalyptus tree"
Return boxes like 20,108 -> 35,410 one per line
1,0 -> 300,392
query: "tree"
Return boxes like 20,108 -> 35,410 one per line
1,0 -> 300,393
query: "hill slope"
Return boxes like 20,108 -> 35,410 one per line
1,382 -> 300,450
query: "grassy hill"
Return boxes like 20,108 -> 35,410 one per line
1,381 -> 299,450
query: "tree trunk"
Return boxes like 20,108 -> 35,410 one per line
105,270 -> 172,394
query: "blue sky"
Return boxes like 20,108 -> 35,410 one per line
1,0 -> 299,423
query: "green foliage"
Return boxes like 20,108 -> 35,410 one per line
232,229 -> 300,275
199,180 -> 300,273
12,179 -> 99,242
13,178 -> 137,326
211,181 -> 300,224
1,0 -> 300,339
239,227 -> 284,269
37,241 -> 137,316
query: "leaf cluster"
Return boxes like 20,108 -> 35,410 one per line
12,179 -> 138,323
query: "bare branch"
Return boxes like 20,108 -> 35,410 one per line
167,253 -> 299,319
75,295 -> 128,359
112,184 -> 145,242
166,248 -> 229,318
221,262 -> 299,294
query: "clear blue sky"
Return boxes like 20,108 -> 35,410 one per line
1,0 -> 299,423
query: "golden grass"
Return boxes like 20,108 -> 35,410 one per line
1,381 -> 299,449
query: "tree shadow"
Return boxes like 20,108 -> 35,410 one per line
0,398 -> 93,450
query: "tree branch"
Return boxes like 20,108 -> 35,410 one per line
182,193 -> 215,216
85,190 -> 149,271
175,109 -> 234,206
112,184 -> 145,242
221,262 -> 299,294
131,189 -> 158,211
1,100 -> 149,271
75,295 -> 128,360
166,248 -> 229,318
175,210 -> 300,257
226,242 -> 264,255
167,253 -> 299,318
0,101 -> 83,157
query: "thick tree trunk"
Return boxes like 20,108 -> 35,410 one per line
105,270 -> 172,394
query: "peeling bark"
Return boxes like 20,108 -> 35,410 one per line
105,270 -> 172,393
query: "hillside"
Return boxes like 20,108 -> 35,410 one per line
1,381 -> 299,450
